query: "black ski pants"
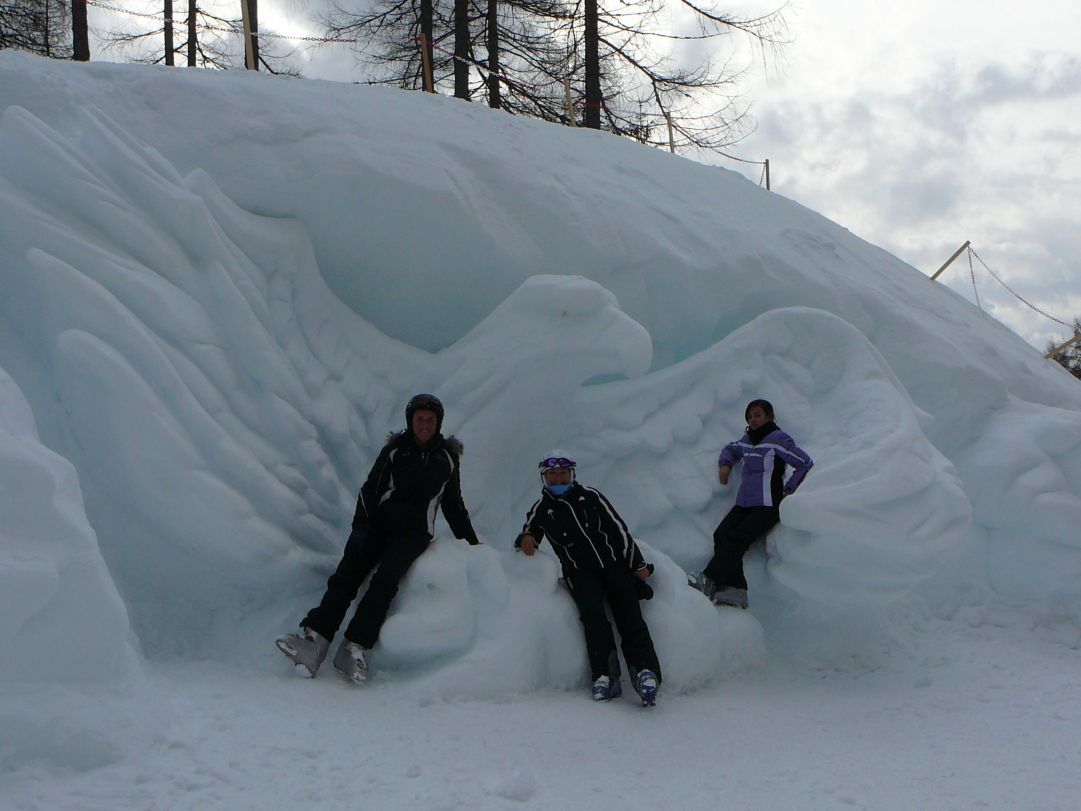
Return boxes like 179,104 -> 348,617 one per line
703,504 -> 780,590
303,523 -> 431,649
564,566 -> 662,684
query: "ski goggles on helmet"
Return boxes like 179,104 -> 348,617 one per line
538,456 -> 576,470
407,394 -> 443,413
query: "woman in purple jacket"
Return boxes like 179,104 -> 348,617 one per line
688,399 -> 813,608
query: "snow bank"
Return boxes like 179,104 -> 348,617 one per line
563,306 -> 970,607
1,51 -> 1081,717
0,367 -> 135,684
955,398 -> 1081,611
0,367 -> 152,774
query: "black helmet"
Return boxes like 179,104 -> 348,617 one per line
406,393 -> 444,430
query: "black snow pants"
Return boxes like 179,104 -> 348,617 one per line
303,523 -> 431,649
703,504 -> 780,590
564,566 -> 662,684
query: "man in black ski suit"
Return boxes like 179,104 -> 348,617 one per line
276,393 -> 480,683
515,451 -> 662,706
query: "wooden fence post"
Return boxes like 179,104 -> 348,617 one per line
564,79 -> 575,126
931,240 -> 971,281
419,35 -> 434,92
1045,333 -> 1081,360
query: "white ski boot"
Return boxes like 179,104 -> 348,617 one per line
333,640 -> 370,685
276,626 -> 330,678
687,570 -> 717,602
712,587 -> 749,609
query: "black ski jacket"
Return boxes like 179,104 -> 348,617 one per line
351,431 -> 479,545
515,483 -> 649,574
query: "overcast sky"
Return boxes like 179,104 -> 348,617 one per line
88,0 -> 1080,351
712,0 -> 1081,351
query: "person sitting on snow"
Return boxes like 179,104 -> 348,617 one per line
276,393 -> 481,684
514,451 -> 662,706
688,398 -> 813,609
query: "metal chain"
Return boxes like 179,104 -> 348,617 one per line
86,0 -> 358,42
967,246 -> 982,310
87,0 -> 163,21
969,247 -> 1071,327
713,148 -> 765,167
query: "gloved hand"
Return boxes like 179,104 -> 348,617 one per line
634,578 -> 654,601
633,562 -> 655,600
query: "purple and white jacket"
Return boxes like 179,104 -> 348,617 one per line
719,425 -> 813,508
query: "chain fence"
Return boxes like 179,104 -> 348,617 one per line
933,241 -> 1077,356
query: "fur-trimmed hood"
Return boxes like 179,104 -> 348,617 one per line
384,430 -> 464,456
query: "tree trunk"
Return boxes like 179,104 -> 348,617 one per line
583,0 -> 600,128
71,0 -> 90,60
164,0 -> 174,65
421,0 -> 434,91
247,0 -> 259,70
486,0 -> 499,108
187,0 -> 196,66
453,0 -> 469,98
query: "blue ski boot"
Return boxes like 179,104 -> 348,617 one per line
592,675 -> 623,701
634,669 -> 659,707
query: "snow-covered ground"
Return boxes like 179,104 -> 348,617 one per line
2,52 -> 1080,810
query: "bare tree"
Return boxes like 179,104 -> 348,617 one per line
565,0 -> 789,148
1,0 -> 73,57
471,0 -> 578,118
324,0 -> 444,92
323,0 -> 786,151
324,0 -> 576,118
1046,319 -> 1081,382
98,0 -> 301,73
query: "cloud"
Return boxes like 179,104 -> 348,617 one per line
970,53 -> 1081,103
725,44 -> 1081,349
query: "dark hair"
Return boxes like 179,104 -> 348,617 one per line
744,399 -> 775,421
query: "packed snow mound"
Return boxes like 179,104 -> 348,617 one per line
565,306 -> 971,605
353,538 -> 763,698
0,367 -> 137,685
2,52 -> 1081,707
0,94 -> 761,687
954,398 -> 1081,611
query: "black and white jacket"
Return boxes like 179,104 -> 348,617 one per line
515,483 -> 648,573
351,431 -> 479,545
